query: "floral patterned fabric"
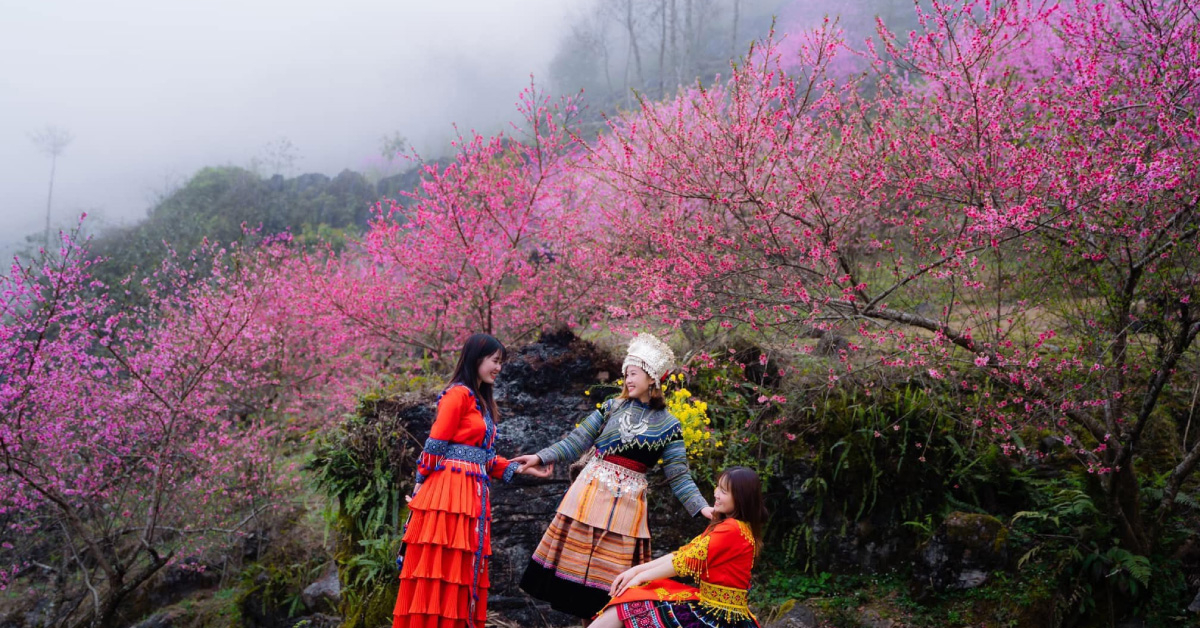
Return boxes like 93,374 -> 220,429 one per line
603,518 -> 760,628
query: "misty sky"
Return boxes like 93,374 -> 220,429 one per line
0,0 -> 593,244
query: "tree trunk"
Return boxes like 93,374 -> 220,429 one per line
1108,464 -> 1151,555
684,0 -> 694,84
731,0 -> 740,57
625,0 -> 645,90
44,154 -> 57,249
670,0 -> 679,86
1159,429 -> 1200,525
659,0 -> 667,98
68,554 -> 169,628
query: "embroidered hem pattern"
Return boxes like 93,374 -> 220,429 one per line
698,582 -> 755,622
617,601 -> 667,628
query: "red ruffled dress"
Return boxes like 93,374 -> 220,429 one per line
392,385 -> 517,628
603,518 -> 760,628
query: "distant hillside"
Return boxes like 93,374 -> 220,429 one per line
0,238 -> 25,266
86,163 -> 434,288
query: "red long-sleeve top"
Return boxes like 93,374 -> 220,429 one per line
415,385 -> 515,484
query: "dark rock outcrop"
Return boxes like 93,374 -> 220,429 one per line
301,563 -> 341,614
858,608 -> 897,628
119,562 -> 222,626
129,610 -> 176,628
490,331 -> 626,626
763,602 -> 820,628
377,330 -> 708,627
913,511 -> 1009,596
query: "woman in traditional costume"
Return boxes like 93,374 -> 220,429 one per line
588,466 -> 767,628
514,333 -> 714,619
392,333 -> 550,628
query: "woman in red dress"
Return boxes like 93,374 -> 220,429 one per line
392,333 -> 551,628
588,467 -> 768,628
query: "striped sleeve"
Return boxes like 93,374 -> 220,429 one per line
661,435 -> 709,516
535,399 -> 612,465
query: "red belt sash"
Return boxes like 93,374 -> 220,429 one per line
601,453 -> 648,473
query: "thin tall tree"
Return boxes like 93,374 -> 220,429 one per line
30,126 -> 73,248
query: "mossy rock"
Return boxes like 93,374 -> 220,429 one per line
913,512 -> 1010,596
337,579 -> 398,628
942,512 -> 1009,555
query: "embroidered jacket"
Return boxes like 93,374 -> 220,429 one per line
415,384 -> 516,484
670,518 -> 758,622
535,397 -> 708,516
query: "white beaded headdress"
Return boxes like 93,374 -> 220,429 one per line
621,333 -> 676,384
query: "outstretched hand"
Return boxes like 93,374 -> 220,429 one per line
510,454 -> 541,468
700,506 -> 715,520
518,462 -> 555,478
511,454 -> 554,478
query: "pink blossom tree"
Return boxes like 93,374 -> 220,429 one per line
0,226 -> 289,626
862,0 -> 1200,554
291,84 -> 611,363
580,0 -> 1198,552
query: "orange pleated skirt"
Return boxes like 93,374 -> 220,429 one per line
393,460 -> 491,628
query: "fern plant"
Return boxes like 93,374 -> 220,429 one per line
1007,473 -> 1163,622
308,395 -> 423,628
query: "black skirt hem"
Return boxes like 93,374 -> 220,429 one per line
519,559 -> 612,619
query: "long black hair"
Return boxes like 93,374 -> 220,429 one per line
447,333 -> 506,419
710,466 -> 768,554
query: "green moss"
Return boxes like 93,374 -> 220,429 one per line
309,388 -> 418,628
942,512 -> 1008,554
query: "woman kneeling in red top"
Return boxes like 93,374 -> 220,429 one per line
589,467 -> 768,628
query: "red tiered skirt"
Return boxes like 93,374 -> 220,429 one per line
393,460 -> 491,628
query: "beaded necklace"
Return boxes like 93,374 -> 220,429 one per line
616,402 -> 650,442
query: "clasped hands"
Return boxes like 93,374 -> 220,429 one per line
405,454 -> 555,503
510,454 -> 554,479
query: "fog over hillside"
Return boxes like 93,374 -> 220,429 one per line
0,0 -> 909,260
0,0 -> 594,252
